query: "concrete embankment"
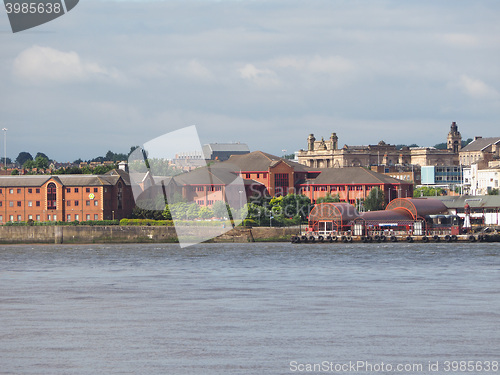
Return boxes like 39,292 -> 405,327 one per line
0,226 -> 298,245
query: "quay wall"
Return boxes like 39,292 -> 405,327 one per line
0,226 -> 298,245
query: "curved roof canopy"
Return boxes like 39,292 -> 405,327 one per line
309,203 -> 360,223
385,198 -> 448,220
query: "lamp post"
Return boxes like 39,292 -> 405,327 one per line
2,128 -> 7,169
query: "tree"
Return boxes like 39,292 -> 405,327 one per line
10,169 -> 19,175
280,194 -> 311,219
364,187 -> 385,211
413,186 -> 445,197
16,152 -> 33,167
315,193 -> 340,204
34,155 -> 49,169
199,206 -> 214,219
488,188 -> 499,195
212,200 -> 233,219
35,152 -> 50,161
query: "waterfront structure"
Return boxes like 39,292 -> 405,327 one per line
0,170 -> 133,224
434,195 -> 500,226
297,122 -> 460,168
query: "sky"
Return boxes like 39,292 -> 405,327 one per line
1,0 -> 500,162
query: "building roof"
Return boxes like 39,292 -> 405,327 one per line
0,173 -> 126,187
0,175 -> 51,187
461,137 -> 500,152
433,195 -> 500,209
173,164 -> 241,186
300,167 -> 410,185
226,151 -> 313,173
203,143 -> 250,153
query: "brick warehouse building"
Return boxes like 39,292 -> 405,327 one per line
0,170 -> 133,223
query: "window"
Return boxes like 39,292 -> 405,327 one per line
207,200 -> 214,205
197,200 -> 205,205
245,173 -> 251,179
93,200 -> 98,206
67,214 -> 71,221
196,186 -> 204,192
274,173 -> 289,195
0,215 -> 2,222
74,200 -> 79,206
53,215 -> 57,221
74,188 -> 79,193
47,214 -> 51,221
28,188 -> 32,193
17,189 -> 21,194
215,186 -> 222,191
94,214 -> 98,220
86,214 -> 90,221
47,182 -> 57,210
9,201 -> 13,207
256,173 -> 260,178
67,200 -> 71,207
86,188 -> 90,193
94,188 -> 98,193
17,201 -> 21,207
0,188 -> 2,194
36,201 -> 40,207
9,189 -> 13,194
9,215 -> 14,222
66,188 -> 71,193
28,215 -> 33,220
36,215 -> 40,221
28,201 -> 33,207
75,214 -> 79,221
0,202 -> 2,207
17,215 -> 21,221
36,188 -> 40,193
104,188 -> 108,193
86,200 -> 91,206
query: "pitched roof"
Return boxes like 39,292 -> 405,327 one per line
461,137 -> 500,152
0,174 -> 125,187
173,164 -> 240,186
433,195 -> 500,209
0,175 -> 51,187
202,143 -> 250,153
226,151 -> 313,172
301,167 -> 411,185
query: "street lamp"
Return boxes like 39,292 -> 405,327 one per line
2,128 -> 7,169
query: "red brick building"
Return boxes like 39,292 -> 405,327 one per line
0,170 -> 133,223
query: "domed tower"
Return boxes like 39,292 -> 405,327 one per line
307,134 -> 316,151
447,121 -> 462,153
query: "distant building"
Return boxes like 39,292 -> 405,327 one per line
202,142 -> 250,162
421,165 -> 464,186
459,136 -> 500,166
297,122 -> 460,168
434,195 -> 500,226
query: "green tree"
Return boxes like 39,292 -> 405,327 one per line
11,169 -> 19,175
315,193 -> 340,204
413,186 -> 445,197
199,206 -> 214,219
364,187 -> 385,211
16,152 -> 33,167
488,188 -> 499,195
34,155 -> 49,169
280,194 -> 311,219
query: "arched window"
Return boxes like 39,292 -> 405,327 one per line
47,182 -> 57,210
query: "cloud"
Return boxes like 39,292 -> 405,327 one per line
177,60 -> 215,82
456,75 -> 499,99
439,33 -> 479,47
238,63 -> 280,88
12,45 -> 121,84
273,55 -> 354,75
